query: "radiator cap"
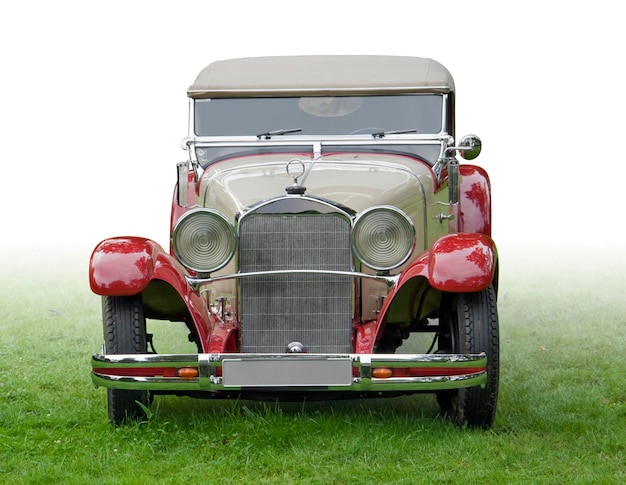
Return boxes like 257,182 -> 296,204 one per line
287,341 -> 307,353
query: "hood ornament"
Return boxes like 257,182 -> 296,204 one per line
285,158 -> 306,195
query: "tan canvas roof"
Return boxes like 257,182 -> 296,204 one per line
188,55 -> 454,98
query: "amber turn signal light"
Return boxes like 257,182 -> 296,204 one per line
177,367 -> 199,379
372,368 -> 393,379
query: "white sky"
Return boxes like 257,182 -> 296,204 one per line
1,1 -> 624,260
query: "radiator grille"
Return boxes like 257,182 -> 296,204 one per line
239,214 -> 353,353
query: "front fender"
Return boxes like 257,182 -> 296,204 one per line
90,237 -> 164,296
89,237 -> 216,351
377,233 -> 497,334
388,233 -> 497,296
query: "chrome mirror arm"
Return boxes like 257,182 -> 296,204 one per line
445,134 -> 482,160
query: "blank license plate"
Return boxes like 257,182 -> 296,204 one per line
222,358 -> 353,387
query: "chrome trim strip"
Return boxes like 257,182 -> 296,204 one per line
92,370 -> 485,392
93,375 -> 203,391
238,194 -> 355,221
185,136 -> 452,170
188,86 -> 453,98
94,352 -> 486,367
95,354 -> 199,365
441,93 -> 449,135
94,352 -> 486,365
365,372 -> 485,391
186,135 -> 453,146
186,270 -> 399,289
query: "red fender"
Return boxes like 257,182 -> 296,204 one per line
90,237 -> 162,296
379,233 -> 497,320
427,233 -> 497,293
371,233 -> 496,351
89,237 -> 216,351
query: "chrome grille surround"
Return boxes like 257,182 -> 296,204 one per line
238,203 -> 353,354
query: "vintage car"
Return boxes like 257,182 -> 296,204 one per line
90,55 -> 499,427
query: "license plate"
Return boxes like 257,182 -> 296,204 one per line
222,358 -> 353,387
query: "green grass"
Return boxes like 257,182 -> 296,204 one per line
1,242 -> 625,484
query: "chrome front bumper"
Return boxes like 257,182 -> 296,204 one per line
92,352 -> 487,393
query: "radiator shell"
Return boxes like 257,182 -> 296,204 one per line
238,213 -> 353,353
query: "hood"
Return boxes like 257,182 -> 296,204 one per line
198,152 -> 436,221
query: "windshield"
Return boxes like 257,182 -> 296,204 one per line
194,95 -> 443,137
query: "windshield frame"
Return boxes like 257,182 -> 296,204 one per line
185,137 -> 452,170
192,94 -> 448,138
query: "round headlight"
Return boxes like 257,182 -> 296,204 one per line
172,209 -> 236,273
352,206 -> 415,271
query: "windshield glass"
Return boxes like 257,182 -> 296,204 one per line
194,95 -> 443,137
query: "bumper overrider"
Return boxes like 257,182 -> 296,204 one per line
92,352 -> 487,393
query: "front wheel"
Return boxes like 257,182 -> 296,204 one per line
102,295 -> 149,425
436,286 -> 499,428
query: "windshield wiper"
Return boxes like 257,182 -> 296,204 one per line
257,128 -> 302,139
372,129 -> 417,138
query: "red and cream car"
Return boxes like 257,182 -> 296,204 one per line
90,55 -> 499,427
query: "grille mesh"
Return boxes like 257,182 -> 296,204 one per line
239,214 -> 352,353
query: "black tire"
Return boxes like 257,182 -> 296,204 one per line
103,294 -> 149,425
436,286 -> 499,428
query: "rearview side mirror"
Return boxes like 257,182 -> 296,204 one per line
457,134 -> 482,160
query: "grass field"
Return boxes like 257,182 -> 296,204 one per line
1,241 -> 625,484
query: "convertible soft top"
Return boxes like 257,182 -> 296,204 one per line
188,55 -> 455,98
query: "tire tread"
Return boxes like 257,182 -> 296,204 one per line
102,295 -> 149,425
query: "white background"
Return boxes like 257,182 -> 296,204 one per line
1,1 -> 624,262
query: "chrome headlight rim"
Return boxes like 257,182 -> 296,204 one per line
172,208 -> 236,273
352,205 -> 416,271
